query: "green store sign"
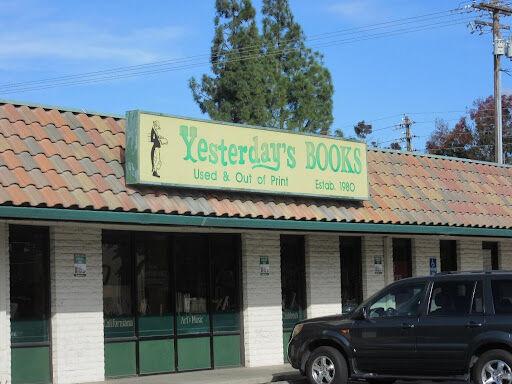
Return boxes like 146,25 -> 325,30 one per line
126,111 -> 369,200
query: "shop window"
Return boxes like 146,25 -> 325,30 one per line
136,233 -> 172,337
483,242 -> 499,271
280,235 -> 306,359
340,237 -> 363,313
174,235 -> 210,336
9,225 -> 51,384
440,240 -> 457,272
211,235 -> 241,334
210,235 -> 241,368
102,230 -> 241,377
103,232 -> 134,339
393,238 -> 412,281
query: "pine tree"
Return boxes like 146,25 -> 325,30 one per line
261,0 -> 334,134
189,0 -> 270,125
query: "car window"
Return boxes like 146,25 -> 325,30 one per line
492,280 -> 512,314
369,282 -> 425,318
429,280 -> 475,316
472,281 -> 484,314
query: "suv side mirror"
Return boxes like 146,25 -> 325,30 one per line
356,306 -> 368,320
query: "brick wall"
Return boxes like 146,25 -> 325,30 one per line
362,236 -> 386,299
305,235 -> 341,317
413,237 -> 440,276
384,237 -> 394,286
499,240 -> 512,270
241,232 -> 283,367
50,226 -> 104,384
458,239 -> 484,271
0,223 -> 10,384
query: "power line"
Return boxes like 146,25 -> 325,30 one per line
427,142 -> 512,151
0,11 -> 472,94
0,8 -> 466,90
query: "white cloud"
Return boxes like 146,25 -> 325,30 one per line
0,21 -> 187,65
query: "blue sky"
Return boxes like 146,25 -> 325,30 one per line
0,0 -> 508,151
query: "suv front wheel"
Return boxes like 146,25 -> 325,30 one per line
473,349 -> 512,384
306,346 -> 348,384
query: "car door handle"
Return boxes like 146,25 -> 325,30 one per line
401,322 -> 415,329
466,321 -> 483,328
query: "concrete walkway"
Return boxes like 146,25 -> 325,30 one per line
96,365 -> 305,384
92,366 -> 449,384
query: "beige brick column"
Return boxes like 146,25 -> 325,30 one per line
362,236 -> 387,299
0,223 -> 10,384
413,237 -> 440,276
50,226 -> 104,384
305,234 -> 341,317
384,236 -> 394,286
241,233 -> 283,367
499,240 -> 512,270
457,238 -> 484,271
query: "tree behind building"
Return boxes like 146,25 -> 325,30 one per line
426,95 -> 512,164
190,0 -> 334,134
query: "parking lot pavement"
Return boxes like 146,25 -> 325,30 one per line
271,377 -> 458,384
273,381 -> 455,384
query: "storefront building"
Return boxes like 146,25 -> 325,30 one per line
0,101 -> 510,384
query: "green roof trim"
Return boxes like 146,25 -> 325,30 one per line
0,206 -> 510,237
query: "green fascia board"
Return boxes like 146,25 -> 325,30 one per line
0,205 -> 511,237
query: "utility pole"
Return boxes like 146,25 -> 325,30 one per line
400,115 -> 414,152
471,1 -> 512,164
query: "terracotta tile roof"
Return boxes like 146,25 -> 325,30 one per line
0,101 -> 511,229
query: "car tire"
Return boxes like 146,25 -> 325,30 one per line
473,349 -> 512,384
306,346 -> 348,384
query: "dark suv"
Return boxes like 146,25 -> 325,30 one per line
288,271 -> 512,384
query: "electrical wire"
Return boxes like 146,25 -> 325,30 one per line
0,10 -> 472,94
0,7 -> 466,90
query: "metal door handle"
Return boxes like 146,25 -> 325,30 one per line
401,322 -> 415,329
466,321 -> 483,328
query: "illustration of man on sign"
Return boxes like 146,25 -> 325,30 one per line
150,120 -> 168,178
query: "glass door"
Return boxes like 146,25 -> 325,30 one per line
9,225 -> 51,384
483,241 -> 499,270
440,240 -> 457,272
392,238 -> 412,281
280,235 -> 306,360
340,237 -> 363,313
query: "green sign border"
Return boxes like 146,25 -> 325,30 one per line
125,110 -> 370,201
